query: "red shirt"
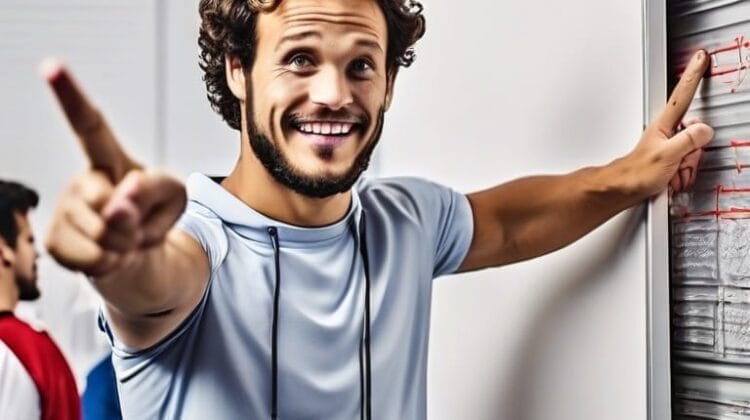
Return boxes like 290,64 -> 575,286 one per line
0,312 -> 81,420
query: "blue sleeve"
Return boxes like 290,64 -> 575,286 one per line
359,177 -> 474,277
175,200 -> 229,273
423,180 -> 474,276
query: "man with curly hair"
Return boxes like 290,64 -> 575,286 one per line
43,0 -> 712,418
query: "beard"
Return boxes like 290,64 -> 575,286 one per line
15,274 -> 39,301
248,107 -> 385,199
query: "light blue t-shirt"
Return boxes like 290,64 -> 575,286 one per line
102,173 -> 474,419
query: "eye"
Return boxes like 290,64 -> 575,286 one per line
288,53 -> 314,70
350,58 -> 374,76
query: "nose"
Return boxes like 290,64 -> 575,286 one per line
309,66 -> 353,111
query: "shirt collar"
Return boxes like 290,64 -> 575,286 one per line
185,173 -> 362,245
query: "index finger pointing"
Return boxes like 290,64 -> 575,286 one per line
656,50 -> 710,135
40,59 -> 140,182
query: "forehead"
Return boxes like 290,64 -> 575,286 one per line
258,0 -> 387,46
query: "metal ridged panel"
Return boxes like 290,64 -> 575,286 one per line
670,0 -> 750,418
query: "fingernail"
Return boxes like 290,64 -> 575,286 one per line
694,50 -> 705,62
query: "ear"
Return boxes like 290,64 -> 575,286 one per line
225,54 -> 247,102
384,70 -> 398,111
0,244 -> 14,268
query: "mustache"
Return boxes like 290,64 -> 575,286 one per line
285,111 -> 369,126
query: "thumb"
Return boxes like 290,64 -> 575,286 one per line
663,123 -> 714,161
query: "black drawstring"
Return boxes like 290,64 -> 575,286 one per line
267,212 -> 372,420
268,226 -> 281,420
359,213 -> 373,420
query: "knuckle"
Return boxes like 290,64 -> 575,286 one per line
682,73 -> 696,84
83,177 -> 113,205
125,169 -> 146,183
82,246 -> 107,269
90,219 -> 107,242
67,174 -> 88,195
69,172 -> 112,199
89,171 -> 115,190
44,237 -> 58,256
684,129 -> 698,150
649,151 -> 664,165
120,169 -> 147,193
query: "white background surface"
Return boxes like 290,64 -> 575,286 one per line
0,1 -> 647,418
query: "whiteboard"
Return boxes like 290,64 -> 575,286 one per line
666,0 -> 750,418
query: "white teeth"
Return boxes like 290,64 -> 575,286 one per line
296,122 -> 356,135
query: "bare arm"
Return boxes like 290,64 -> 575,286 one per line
43,61 -> 208,349
459,49 -> 714,272
93,229 -> 208,350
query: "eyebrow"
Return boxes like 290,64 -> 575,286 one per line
354,39 -> 384,53
276,30 -> 322,51
275,30 -> 384,53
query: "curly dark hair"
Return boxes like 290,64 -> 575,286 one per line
198,0 -> 426,130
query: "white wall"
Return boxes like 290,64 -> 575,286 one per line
378,1 -> 646,419
0,0 -> 160,389
161,1 -> 649,418
1,1 -> 647,418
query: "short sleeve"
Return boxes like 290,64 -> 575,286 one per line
175,200 -> 229,273
431,184 -> 474,276
359,177 -> 474,277
0,341 -> 41,419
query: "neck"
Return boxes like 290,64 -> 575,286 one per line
0,272 -> 18,313
222,136 -> 353,227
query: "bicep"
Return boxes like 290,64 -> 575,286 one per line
457,190 -> 513,272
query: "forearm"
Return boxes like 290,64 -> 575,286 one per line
466,157 -> 646,268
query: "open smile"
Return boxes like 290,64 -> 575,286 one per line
290,120 -> 362,147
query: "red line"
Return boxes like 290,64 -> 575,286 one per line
678,208 -> 750,219
730,140 -> 750,147
710,64 -> 749,77
676,63 -> 748,78
709,36 -> 747,55
674,36 -> 749,78
711,43 -> 744,55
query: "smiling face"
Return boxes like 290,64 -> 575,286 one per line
244,0 -> 392,197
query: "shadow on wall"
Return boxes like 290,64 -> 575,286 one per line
497,205 -> 645,420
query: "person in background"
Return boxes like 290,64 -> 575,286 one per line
0,180 -> 81,420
